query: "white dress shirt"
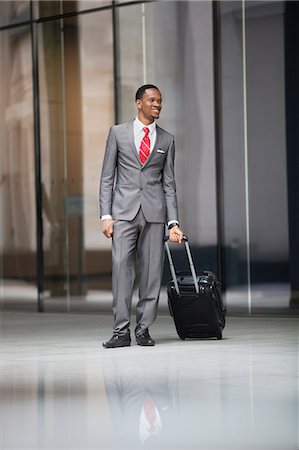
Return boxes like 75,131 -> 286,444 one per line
134,116 -> 156,153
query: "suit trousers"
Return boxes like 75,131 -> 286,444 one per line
111,208 -> 165,336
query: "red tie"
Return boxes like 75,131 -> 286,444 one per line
143,394 -> 157,433
139,127 -> 150,165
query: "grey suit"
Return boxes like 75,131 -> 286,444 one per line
100,121 -> 179,335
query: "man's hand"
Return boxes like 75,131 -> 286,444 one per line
102,219 -> 114,238
169,225 -> 184,243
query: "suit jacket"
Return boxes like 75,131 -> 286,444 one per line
100,121 -> 178,223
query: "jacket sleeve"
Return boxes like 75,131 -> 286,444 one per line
162,137 -> 179,223
99,127 -> 118,218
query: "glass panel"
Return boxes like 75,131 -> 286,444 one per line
0,1 -> 30,27
218,1 -> 248,313
0,25 -> 37,310
38,19 -> 69,307
38,10 -> 114,311
74,11 -> 114,298
115,3 -> 143,121
245,0 -> 290,313
116,1 -> 218,287
219,1 -> 290,314
64,11 -> 114,308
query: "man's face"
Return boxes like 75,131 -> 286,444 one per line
136,88 -> 162,123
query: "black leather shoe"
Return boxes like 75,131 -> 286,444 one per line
135,330 -> 155,346
103,331 -> 131,348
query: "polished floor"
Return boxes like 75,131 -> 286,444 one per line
1,311 -> 298,450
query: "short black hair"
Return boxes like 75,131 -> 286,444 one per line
135,84 -> 160,101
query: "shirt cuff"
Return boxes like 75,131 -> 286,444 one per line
167,220 -> 179,228
101,215 -> 112,221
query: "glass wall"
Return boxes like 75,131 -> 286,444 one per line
0,0 -> 297,315
0,0 -> 218,312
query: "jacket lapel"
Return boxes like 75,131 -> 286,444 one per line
127,122 -> 142,167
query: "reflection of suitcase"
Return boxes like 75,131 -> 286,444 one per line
164,236 -> 226,340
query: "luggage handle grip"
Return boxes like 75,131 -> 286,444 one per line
163,235 -> 188,243
164,235 -> 199,295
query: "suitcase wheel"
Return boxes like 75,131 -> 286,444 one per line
178,333 -> 186,340
216,332 -> 222,340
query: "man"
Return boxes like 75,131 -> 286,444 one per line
100,84 -> 183,348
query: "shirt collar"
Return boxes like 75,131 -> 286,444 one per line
134,117 -> 156,134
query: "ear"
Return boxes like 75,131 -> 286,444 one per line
136,99 -> 142,110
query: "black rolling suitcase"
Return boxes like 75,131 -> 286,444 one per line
165,236 -> 226,340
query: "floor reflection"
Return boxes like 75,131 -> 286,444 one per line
103,352 -> 179,448
102,334 -> 298,450
1,312 -> 298,449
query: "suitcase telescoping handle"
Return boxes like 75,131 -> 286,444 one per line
164,235 -> 199,295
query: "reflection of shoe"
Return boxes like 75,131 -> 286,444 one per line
136,330 -> 155,346
102,331 -> 131,348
